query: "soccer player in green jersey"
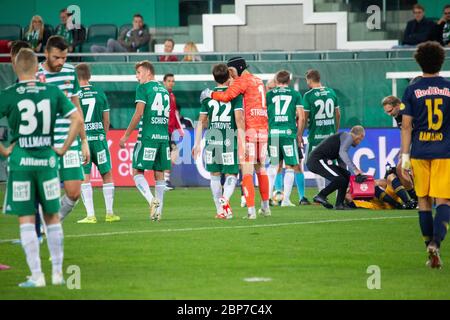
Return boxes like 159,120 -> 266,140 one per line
37,36 -> 90,222
266,70 -> 307,207
75,63 -> 119,223
119,61 -> 171,221
299,69 -> 341,192
1,48 -> 82,287
192,64 -> 245,219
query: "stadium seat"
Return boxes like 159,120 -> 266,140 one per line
224,53 -> 256,61
326,51 -> 355,60
87,24 -> 117,43
290,52 -> 322,60
0,24 -> 22,40
394,50 -> 415,59
259,51 -> 288,61
128,54 -> 158,62
202,54 -> 223,62
356,51 -> 388,59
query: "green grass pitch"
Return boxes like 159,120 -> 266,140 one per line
0,187 -> 449,300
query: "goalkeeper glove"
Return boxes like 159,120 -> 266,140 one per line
199,88 -> 213,103
401,153 -> 411,170
355,174 -> 368,183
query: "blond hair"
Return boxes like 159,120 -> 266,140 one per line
183,41 -> 200,62
15,48 -> 38,75
27,15 -> 44,42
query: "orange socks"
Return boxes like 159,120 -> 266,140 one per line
257,172 -> 270,201
242,174 -> 255,208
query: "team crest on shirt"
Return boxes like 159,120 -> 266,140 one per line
79,92 -> 84,98
286,129 -> 292,136
399,103 -> 405,110
224,138 -> 231,147
16,86 -> 26,94
49,156 -> 56,168
315,92 -> 320,97
99,134 -> 105,141
153,87 -> 158,92
38,73 -> 46,83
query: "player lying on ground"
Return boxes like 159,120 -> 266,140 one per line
345,176 -> 416,210
75,63 -> 119,224
306,126 -> 366,210
401,41 -> 450,269
120,61 -> 171,221
192,64 -> 245,219
201,57 -> 271,219
1,48 -> 82,287
266,70 -> 309,207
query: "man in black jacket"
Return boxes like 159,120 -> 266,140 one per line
433,5 -> 450,46
306,126 -> 366,210
402,4 -> 435,46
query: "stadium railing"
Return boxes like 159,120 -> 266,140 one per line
1,48 -> 443,62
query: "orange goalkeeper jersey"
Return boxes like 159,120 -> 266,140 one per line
211,73 -> 268,138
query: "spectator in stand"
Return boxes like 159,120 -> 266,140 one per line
182,41 -> 202,61
401,4 -> 435,47
163,73 -> 184,190
435,5 -> 450,46
55,8 -> 74,52
24,15 -> 51,53
91,14 -> 150,53
159,39 -> 178,62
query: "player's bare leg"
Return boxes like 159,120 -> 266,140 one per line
60,180 -> 81,222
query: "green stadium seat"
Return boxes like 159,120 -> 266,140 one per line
394,50 -> 415,59
290,52 -> 322,60
224,53 -> 256,61
0,24 -> 22,40
356,51 -> 388,59
87,24 -> 117,43
326,51 -> 355,60
202,54 -> 223,62
259,52 -> 288,61
128,55 -> 158,62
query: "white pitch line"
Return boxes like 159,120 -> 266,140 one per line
0,215 -> 415,244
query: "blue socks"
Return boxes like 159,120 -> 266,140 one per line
295,172 -> 305,199
433,204 -> 450,248
419,211 -> 433,247
274,173 -> 283,192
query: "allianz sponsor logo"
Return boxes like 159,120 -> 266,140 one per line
20,156 -> 56,168
151,134 -> 169,140
19,136 -> 52,148
270,128 -> 292,135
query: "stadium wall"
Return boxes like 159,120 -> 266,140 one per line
86,128 -> 401,187
0,0 -> 179,28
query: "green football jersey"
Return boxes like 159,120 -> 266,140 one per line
0,80 -> 76,171
79,84 -> 109,139
37,62 -> 81,150
266,86 -> 302,139
135,80 -> 170,142
303,86 -> 339,146
200,87 -> 243,146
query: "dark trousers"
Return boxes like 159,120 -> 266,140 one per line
306,157 -> 350,206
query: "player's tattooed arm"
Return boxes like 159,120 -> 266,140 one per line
120,102 -> 145,148
72,95 -> 90,165
54,110 -> 83,157
192,113 -> 208,160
